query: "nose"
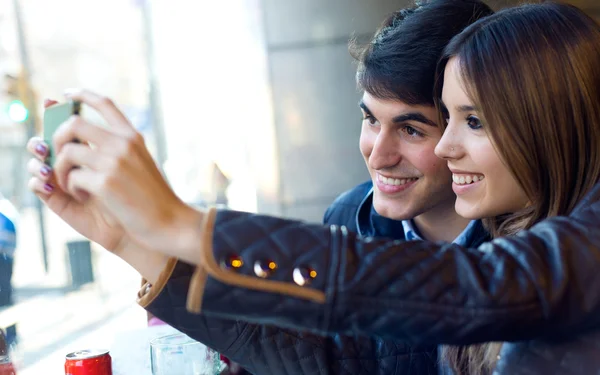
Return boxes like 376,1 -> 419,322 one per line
435,122 -> 461,160
369,129 -> 402,170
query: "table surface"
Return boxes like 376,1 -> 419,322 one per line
110,325 -> 227,375
110,324 -> 181,374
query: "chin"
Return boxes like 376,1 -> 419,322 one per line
455,201 -> 486,220
373,195 -> 414,221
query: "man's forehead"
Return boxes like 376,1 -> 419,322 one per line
360,92 -> 435,116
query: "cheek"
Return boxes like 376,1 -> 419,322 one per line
475,143 -> 503,177
475,143 -> 527,212
487,159 -> 526,208
413,143 -> 449,177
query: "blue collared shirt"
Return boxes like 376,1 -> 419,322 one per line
401,218 -> 479,246
354,187 -> 487,247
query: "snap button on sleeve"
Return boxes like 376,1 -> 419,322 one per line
293,267 -> 317,286
220,254 -> 244,271
254,260 -> 277,278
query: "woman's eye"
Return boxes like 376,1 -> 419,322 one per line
467,115 -> 483,130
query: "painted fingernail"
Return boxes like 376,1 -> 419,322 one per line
40,165 -> 52,177
35,143 -> 48,156
43,183 -> 54,193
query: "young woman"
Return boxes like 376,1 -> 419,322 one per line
433,2 -> 600,373
26,2 -> 600,374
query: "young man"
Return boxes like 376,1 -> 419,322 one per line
324,1 -> 489,250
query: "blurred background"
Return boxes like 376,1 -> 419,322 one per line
0,0 -> 597,373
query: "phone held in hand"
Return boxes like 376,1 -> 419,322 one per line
43,100 -> 81,167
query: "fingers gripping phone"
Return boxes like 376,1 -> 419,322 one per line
43,101 -> 81,166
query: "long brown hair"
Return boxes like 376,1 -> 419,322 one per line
433,2 -> 600,374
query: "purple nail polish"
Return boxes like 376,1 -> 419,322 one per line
40,165 -> 51,177
35,143 -> 48,155
43,183 -> 54,192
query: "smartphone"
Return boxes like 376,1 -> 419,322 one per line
43,101 -> 81,166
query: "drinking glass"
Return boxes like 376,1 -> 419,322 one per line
150,333 -> 224,375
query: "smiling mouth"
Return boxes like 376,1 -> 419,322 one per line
378,174 -> 419,186
452,174 -> 485,185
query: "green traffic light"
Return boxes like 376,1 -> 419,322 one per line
7,100 -> 28,123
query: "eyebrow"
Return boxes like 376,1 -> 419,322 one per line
359,101 -> 373,116
456,105 -> 480,112
359,100 -> 436,127
439,99 -> 480,114
392,112 -> 437,127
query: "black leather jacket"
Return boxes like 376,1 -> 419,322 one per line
140,181 -> 600,374
143,182 -> 449,375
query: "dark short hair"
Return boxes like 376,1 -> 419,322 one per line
350,0 -> 493,105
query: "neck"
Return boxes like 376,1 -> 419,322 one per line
413,202 -> 471,242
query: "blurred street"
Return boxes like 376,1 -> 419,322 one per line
10,205 -> 147,374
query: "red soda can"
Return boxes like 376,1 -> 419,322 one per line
64,349 -> 112,375
0,362 -> 16,375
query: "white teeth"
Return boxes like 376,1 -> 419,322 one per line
452,174 -> 484,185
378,175 -> 417,186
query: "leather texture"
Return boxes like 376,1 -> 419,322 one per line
200,181 -> 600,374
148,181 -> 600,374
146,182 -> 442,374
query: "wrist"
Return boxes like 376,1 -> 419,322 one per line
112,233 -> 132,255
163,202 -> 206,266
113,236 -> 171,284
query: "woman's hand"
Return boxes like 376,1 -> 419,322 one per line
26,99 -> 128,254
51,90 -> 204,263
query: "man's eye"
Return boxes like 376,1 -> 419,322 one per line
364,114 -> 378,126
402,125 -> 424,138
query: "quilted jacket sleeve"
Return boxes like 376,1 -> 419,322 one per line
140,184 -> 600,347
137,260 -> 323,375
139,259 -> 439,375
138,189 -> 439,375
